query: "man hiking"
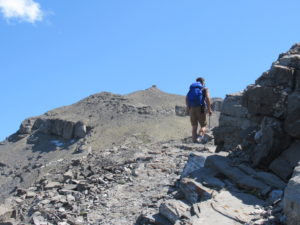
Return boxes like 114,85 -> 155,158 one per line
186,77 -> 212,143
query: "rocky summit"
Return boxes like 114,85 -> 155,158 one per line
1,44 -> 300,225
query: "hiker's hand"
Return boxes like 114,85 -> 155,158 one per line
208,109 -> 212,116
186,106 -> 190,114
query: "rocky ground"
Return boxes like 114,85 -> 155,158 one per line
0,131 -> 287,225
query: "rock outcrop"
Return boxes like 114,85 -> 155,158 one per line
214,43 -> 300,224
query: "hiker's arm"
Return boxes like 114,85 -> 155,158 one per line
205,88 -> 212,116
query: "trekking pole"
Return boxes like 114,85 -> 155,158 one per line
209,114 -> 211,130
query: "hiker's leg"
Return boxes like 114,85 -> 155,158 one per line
199,110 -> 208,136
189,107 -> 198,142
192,125 -> 198,142
199,126 -> 206,137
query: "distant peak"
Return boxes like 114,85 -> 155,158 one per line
145,85 -> 161,91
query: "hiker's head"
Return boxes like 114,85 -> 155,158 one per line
196,77 -> 205,85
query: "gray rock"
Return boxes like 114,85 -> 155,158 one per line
242,85 -> 288,119
136,213 -> 173,225
74,122 -> 87,138
211,98 -> 223,112
180,153 -> 206,179
180,178 -> 212,204
221,92 -> 248,118
295,69 -> 300,91
205,155 -> 269,193
255,65 -> 294,89
285,92 -> 300,138
189,167 -> 225,189
277,54 -> 300,69
159,199 -> 190,224
175,106 -> 188,117
270,140 -> 300,181
19,119 -> 35,134
252,117 -> 290,167
0,203 -> 13,222
284,164 -> 300,225
45,181 -> 62,189
62,121 -> 75,139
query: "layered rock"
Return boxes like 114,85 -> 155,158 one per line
214,43 -> 300,224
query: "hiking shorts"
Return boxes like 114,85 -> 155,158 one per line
189,106 -> 207,127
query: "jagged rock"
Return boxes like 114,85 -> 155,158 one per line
285,92 -> 300,138
62,121 -> 75,139
180,178 -> 212,204
136,213 -> 173,225
221,92 -> 248,118
74,121 -> 87,138
270,140 -> 300,181
252,117 -> 290,167
175,106 -> 188,117
63,170 -> 74,180
0,203 -> 13,222
159,199 -> 190,224
284,164 -> 300,225
19,119 -> 35,134
45,181 -> 62,189
295,69 -> 300,91
242,85 -> 288,119
277,54 -> 300,69
189,167 -> 225,189
253,171 -> 286,190
211,98 -> 223,112
205,155 -> 270,193
180,153 -> 206,179
255,65 -> 294,89
214,92 -> 254,151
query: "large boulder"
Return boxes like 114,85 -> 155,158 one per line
214,92 -> 255,151
252,117 -> 290,167
284,164 -> 300,225
285,92 -> 300,138
255,65 -> 294,90
242,85 -> 288,119
269,140 -> 300,181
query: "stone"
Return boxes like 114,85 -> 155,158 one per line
63,170 -> 74,180
189,167 -> 225,189
255,65 -> 294,89
159,199 -> 190,224
213,92 -> 256,151
175,106 -> 188,117
0,203 -> 13,222
136,213 -> 173,225
221,92 -> 248,118
74,122 -> 87,138
285,92 -> 300,138
51,119 -> 64,137
294,69 -> 300,91
205,155 -> 269,193
180,153 -> 206,179
252,117 -> 290,167
19,119 -> 34,134
62,121 -> 75,139
270,140 -> 300,181
254,171 -> 286,190
211,98 -> 223,112
45,181 -> 62,189
180,178 -> 212,204
242,85 -> 288,119
284,165 -> 300,225
277,54 -> 300,69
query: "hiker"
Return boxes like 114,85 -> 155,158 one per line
186,77 -> 212,143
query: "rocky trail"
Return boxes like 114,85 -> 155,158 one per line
0,131 -> 286,225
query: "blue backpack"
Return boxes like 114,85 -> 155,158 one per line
187,82 -> 206,107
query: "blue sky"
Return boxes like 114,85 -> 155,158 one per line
0,0 -> 300,140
